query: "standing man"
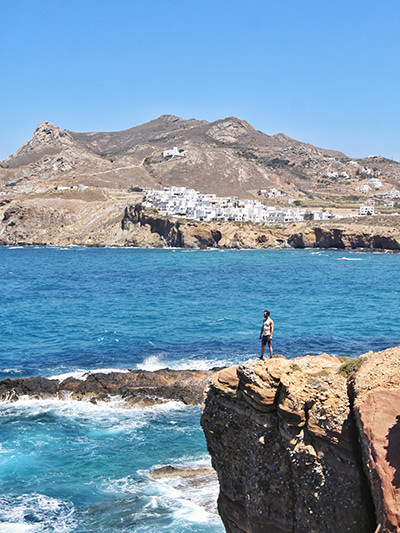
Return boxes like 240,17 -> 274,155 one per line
259,309 -> 274,359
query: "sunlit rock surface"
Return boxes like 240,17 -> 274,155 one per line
201,348 -> 400,532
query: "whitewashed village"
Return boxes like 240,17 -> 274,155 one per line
142,181 -> 397,223
140,148 -> 400,223
142,186 -> 378,223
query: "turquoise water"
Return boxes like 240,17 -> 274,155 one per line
1,247 -> 400,531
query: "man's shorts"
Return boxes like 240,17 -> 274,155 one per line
262,335 -> 272,346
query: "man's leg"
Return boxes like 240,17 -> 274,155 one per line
268,340 -> 273,358
260,339 -> 265,359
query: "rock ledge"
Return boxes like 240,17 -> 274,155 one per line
201,347 -> 400,532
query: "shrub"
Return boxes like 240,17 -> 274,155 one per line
267,158 -> 290,168
338,356 -> 365,377
235,149 -> 258,160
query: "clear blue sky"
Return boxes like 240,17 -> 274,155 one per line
1,0 -> 399,161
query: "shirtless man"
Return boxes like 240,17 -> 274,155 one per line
259,309 -> 274,359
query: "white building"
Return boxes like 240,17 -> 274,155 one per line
162,147 -> 185,159
359,203 -> 375,216
356,184 -> 371,194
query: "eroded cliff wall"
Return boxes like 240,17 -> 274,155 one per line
201,348 -> 400,532
1,197 -> 400,251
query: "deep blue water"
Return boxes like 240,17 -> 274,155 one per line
0,246 -> 399,531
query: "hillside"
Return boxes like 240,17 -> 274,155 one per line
1,115 -> 399,204
0,115 -> 399,250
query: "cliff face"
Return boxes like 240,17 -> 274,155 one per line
121,208 -> 400,251
353,347 -> 400,532
201,347 -> 400,532
0,196 -> 400,250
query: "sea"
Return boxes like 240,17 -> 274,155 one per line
1,246 -> 400,532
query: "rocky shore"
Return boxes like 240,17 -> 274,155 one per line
2,348 -> 399,532
0,368 -> 220,406
0,197 -> 400,251
201,346 -> 400,532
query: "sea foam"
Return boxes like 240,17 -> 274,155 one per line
0,494 -> 75,533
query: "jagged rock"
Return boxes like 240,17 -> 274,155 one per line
0,376 -> 59,401
121,205 -> 184,247
61,368 -> 217,405
150,465 -> 214,479
0,368 -> 220,406
2,122 -> 75,169
201,353 -> 381,533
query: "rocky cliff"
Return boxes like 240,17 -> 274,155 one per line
201,346 -> 400,532
121,207 -> 400,251
1,196 -> 400,251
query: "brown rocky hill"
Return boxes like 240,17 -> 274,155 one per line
1,115 -> 399,250
1,115 -> 399,201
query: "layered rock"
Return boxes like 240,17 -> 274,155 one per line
201,348 -> 400,532
0,368 -> 219,406
1,192 -> 399,250
353,347 -> 400,532
119,208 -> 400,251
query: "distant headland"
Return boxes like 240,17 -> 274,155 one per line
1,116 -> 399,250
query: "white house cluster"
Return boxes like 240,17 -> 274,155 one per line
142,187 -> 334,223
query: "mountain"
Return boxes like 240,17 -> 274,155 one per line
2,114 -> 399,202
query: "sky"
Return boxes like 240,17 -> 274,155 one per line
0,0 -> 399,161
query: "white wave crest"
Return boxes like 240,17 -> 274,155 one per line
0,394 -> 189,419
105,457 -> 221,527
0,493 -> 75,532
136,354 -> 229,371
136,355 -> 166,371
49,368 -> 130,382
1,368 -> 23,375
336,257 -> 363,261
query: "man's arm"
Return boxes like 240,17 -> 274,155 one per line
259,322 -> 264,338
270,320 -> 274,338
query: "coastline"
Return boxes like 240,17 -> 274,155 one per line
2,346 -> 400,532
0,198 -> 400,251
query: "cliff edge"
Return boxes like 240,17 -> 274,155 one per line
201,346 -> 400,532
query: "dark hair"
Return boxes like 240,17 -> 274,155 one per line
264,310 -> 270,317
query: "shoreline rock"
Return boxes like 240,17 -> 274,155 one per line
1,348 -> 399,531
201,347 -> 400,532
0,368 -> 221,406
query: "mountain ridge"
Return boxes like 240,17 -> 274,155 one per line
1,114 -> 399,204
1,114 -> 344,170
